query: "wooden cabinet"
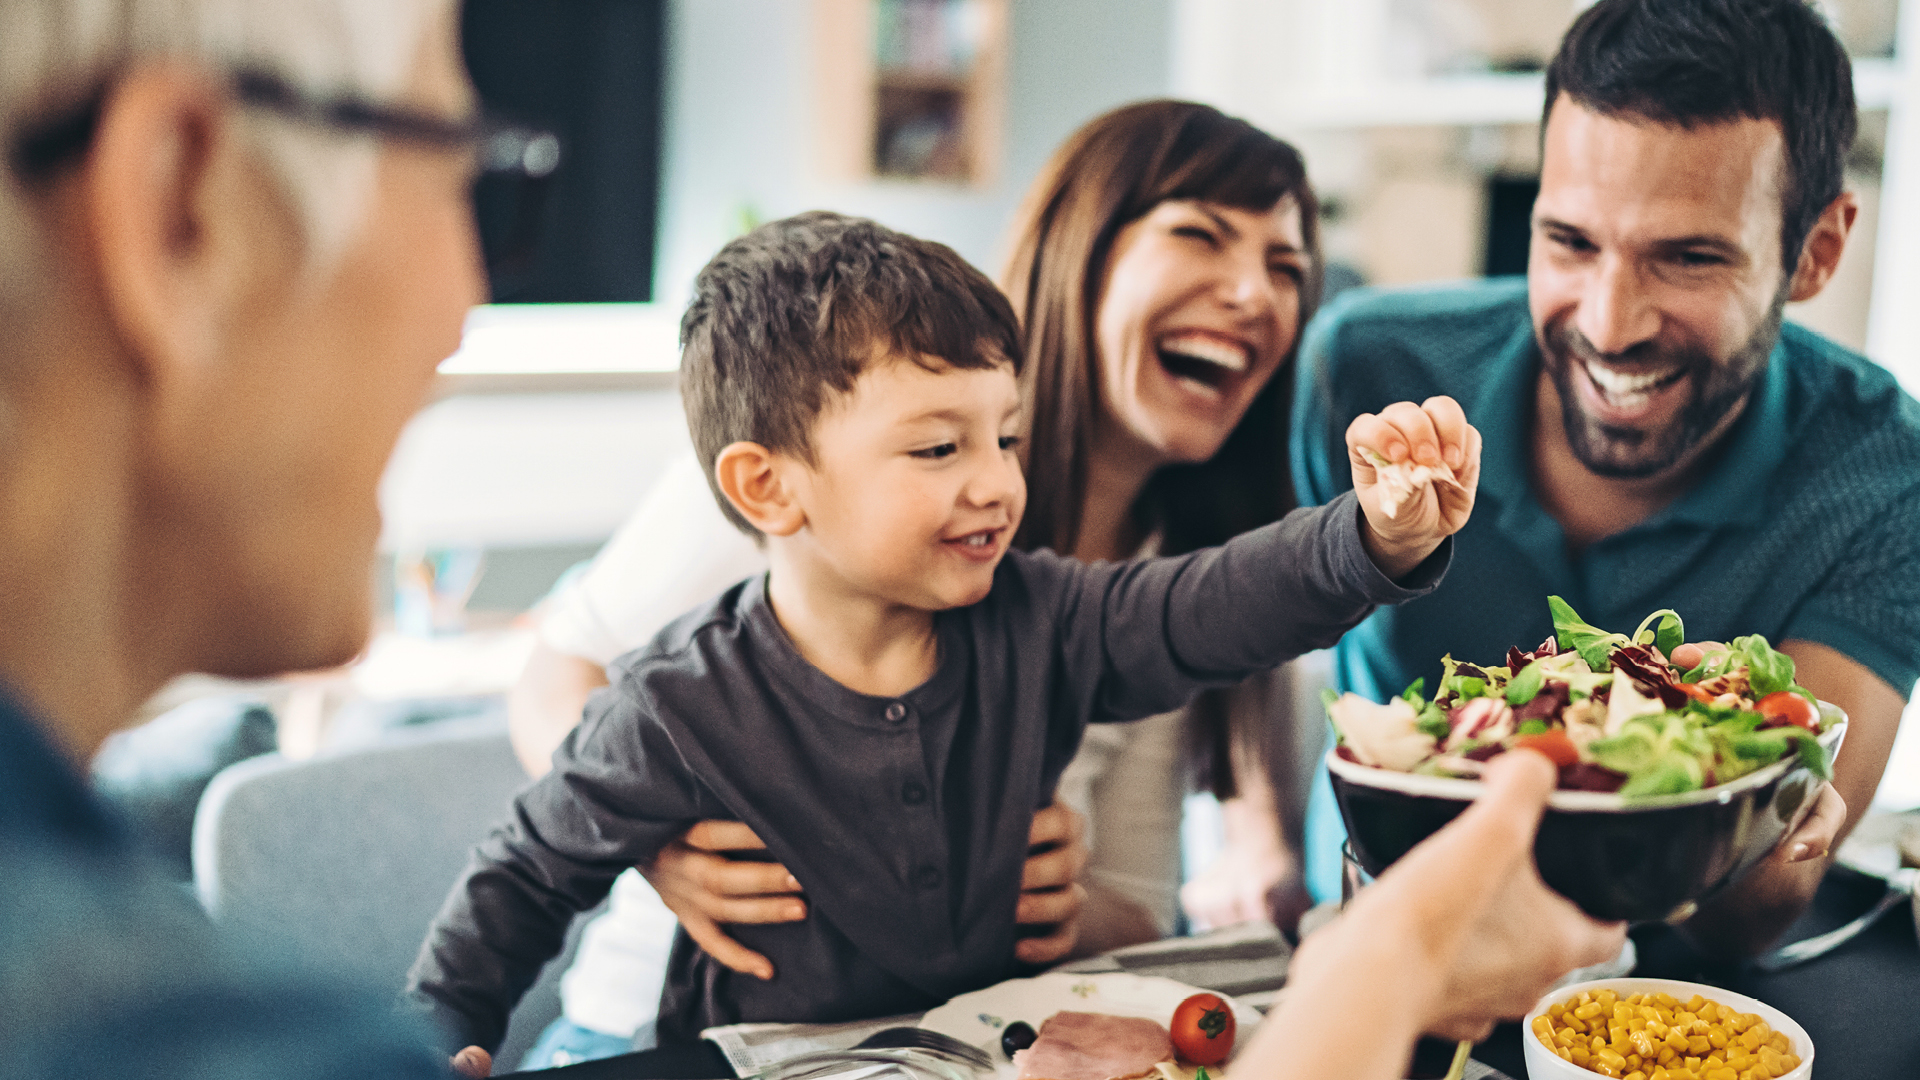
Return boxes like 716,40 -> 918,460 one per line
816,0 -> 1008,186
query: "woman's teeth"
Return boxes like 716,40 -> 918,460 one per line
1157,333 -> 1250,374
957,532 -> 993,547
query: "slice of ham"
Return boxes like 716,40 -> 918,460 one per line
1012,1012 -> 1174,1080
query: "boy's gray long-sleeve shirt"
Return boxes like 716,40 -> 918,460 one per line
406,491 -> 1446,1053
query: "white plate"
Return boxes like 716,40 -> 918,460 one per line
919,972 -> 1260,1080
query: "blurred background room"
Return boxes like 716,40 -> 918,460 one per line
109,4 -> 1920,1020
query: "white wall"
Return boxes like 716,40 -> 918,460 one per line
382,0 -> 1176,552
652,0 -> 1177,307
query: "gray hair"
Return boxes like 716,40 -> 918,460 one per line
0,0 -> 442,293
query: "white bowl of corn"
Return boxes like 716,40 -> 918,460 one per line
1522,977 -> 1811,1080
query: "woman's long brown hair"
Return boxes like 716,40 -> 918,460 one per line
1001,100 -> 1324,804
1001,99 -> 1322,559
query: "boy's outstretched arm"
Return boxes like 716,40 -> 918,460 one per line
1346,395 -> 1483,580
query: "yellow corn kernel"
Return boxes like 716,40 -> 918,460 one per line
1730,1013 -> 1757,1035
1640,1005 -> 1663,1023
1631,1030 -> 1658,1056
1705,1070 -> 1738,1080
1767,1033 -> 1789,1053
1598,1047 -> 1629,1071
1593,1034 -> 1609,1053
1670,1070 -> 1697,1080
1531,1016 -> 1552,1038
1572,1046 -> 1592,1067
1653,993 -> 1678,1009
1557,1047 -> 1573,1062
1740,1023 -> 1771,1051
1658,1045 -> 1679,1065
1596,989 -> 1619,1010
1564,1015 -> 1589,1034
1556,1030 -> 1579,1050
1664,1027 -> 1692,1052
1649,1021 -> 1670,1040
1688,1035 -> 1711,1054
1626,994 -> 1645,1006
1578,991 -> 1594,1006
1705,1054 -> 1725,1070
1675,1011 -> 1698,1029
1685,1056 -> 1703,1071
1707,1028 -> 1730,1050
1779,1053 -> 1801,1071
1614,1003 -> 1636,1022
1595,1063 -> 1621,1079
1650,1069 -> 1671,1080
1628,1054 -> 1645,1072
1631,1018 -> 1649,1034
1549,1002 -> 1566,1020
1685,995 -> 1706,1012
1626,1071 -> 1648,1080
1579,1001 -> 1607,1021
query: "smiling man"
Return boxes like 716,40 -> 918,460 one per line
1294,0 -> 1920,956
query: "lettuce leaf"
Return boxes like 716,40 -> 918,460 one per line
1632,608 -> 1686,656
1548,595 -> 1632,671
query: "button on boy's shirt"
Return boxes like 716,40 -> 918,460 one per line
406,492 -> 1446,1053
1289,278 -> 1920,897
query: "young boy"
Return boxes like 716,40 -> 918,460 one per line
407,212 -> 1481,1062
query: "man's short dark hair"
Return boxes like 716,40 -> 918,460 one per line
1544,0 -> 1855,272
680,211 -> 1024,535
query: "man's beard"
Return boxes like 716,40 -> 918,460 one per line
1540,291 -> 1785,480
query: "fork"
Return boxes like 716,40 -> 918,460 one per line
850,1028 -> 995,1069
753,1027 -> 994,1080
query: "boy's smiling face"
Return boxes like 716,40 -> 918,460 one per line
786,353 -> 1026,612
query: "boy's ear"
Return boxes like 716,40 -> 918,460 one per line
714,442 -> 806,537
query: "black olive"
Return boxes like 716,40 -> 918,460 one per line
1001,1021 -> 1037,1058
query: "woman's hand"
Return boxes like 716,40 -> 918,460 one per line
644,804 -> 1092,977
451,1046 -> 491,1077
1180,794 -> 1293,931
1347,395 -> 1483,580
641,821 -> 806,981
1014,801 -> 1090,964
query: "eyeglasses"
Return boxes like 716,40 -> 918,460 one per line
8,67 -> 562,285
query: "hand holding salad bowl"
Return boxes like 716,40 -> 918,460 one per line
1326,598 -> 1848,922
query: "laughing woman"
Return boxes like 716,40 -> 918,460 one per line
504,101 -> 1329,1069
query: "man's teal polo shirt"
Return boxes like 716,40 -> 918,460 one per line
1289,277 -> 1920,900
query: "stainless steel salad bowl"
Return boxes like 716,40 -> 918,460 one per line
1327,706 -> 1847,922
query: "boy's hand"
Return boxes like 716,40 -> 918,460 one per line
1346,396 -> 1482,580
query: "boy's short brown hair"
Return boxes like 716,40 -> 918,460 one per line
680,211 -> 1024,535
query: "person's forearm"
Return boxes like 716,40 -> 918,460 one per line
1239,924 -> 1437,1079
1159,492 -> 1445,675
507,643 -> 609,776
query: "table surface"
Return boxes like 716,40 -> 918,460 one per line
510,867 -> 1918,1080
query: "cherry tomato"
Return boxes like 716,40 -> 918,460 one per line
1511,730 -> 1580,768
1757,691 -> 1819,731
1170,993 -> 1235,1066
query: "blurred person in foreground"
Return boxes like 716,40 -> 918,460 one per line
0,0 -> 480,1074
1295,0 -> 1913,957
0,1 -> 1618,1077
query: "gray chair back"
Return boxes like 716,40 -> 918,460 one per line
192,719 -> 593,1069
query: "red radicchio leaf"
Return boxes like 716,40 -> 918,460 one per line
1514,680 -> 1572,724
1558,762 -> 1628,792
1610,643 -> 1689,710
1506,635 -> 1560,674
1464,742 -> 1507,762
